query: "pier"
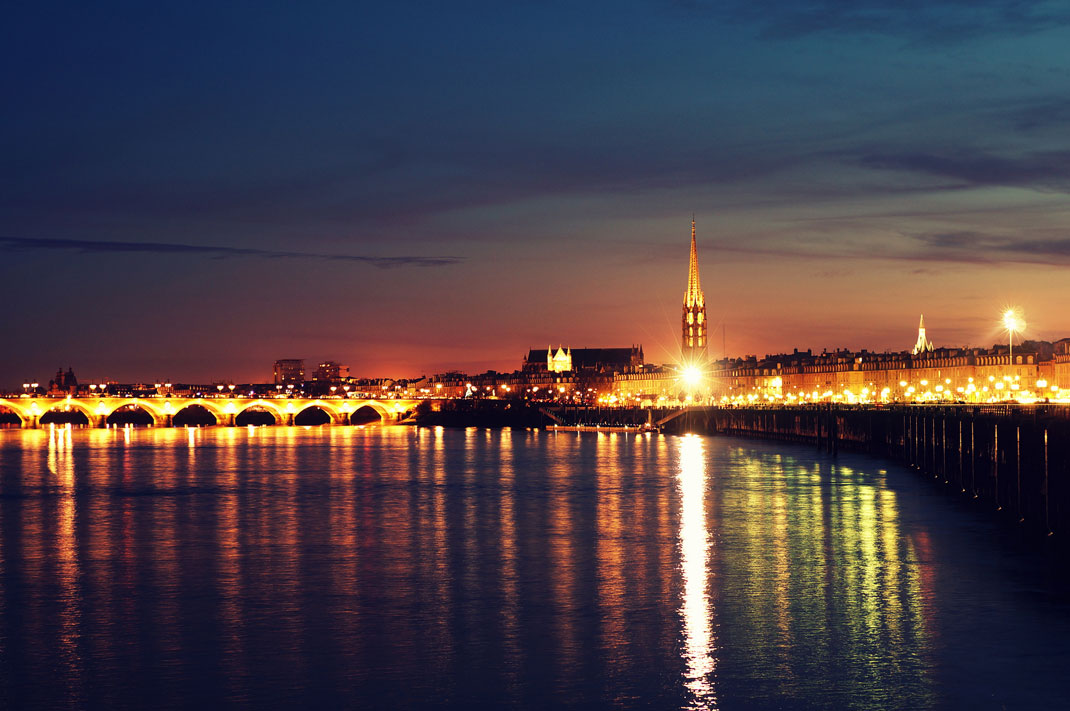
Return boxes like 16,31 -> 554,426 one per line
657,404 -> 1070,539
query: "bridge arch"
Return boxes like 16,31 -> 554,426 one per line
172,399 -> 228,421
0,399 -> 30,426
344,400 -> 394,424
105,399 -> 164,426
171,401 -> 221,426
293,400 -> 340,425
37,398 -> 98,425
234,399 -> 284,425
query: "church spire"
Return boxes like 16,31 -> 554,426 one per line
682,216 -> 708,363
686,214 -> 702,305
912,314 -> 934,355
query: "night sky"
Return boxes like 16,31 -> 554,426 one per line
4,1 -> 1070,387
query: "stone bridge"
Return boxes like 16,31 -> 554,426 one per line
0,396 -> 422,428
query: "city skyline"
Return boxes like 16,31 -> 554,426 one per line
4,2 -> 1070,387
1,217 -> 1058,388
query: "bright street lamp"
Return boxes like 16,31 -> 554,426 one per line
1003,308 -> 1025,363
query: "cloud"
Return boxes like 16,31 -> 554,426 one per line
857,149 -> 1070,191
690,0 -> 1070,42
995,237 -> 1070,258
1005,98 -> 1070,132
909,230 -> 1070,263
0,236 -> 462,268
670,226 -> 1070,269
911,231 -> 992,249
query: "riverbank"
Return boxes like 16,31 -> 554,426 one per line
413,399 -> 551,428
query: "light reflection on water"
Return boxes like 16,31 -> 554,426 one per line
0,426 -> 1068,709
678,434 -> 716,709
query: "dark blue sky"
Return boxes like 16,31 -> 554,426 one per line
4,1 -> 1070,385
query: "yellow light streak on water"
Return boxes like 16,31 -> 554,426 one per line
677,434 -> 717,709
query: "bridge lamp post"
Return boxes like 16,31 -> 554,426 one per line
217,385 -> 224,396
228,384 -> 236,396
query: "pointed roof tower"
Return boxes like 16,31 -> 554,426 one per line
685,215 -> 704,308
912,314 -> 934,355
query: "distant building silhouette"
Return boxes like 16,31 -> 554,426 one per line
312,361 -> 349,382
48,367 -> 78,395
273,359 -> 305,385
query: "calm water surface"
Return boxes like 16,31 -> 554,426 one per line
0,425 -> 1068,710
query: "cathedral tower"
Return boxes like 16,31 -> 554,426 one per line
682,217 -> 708,364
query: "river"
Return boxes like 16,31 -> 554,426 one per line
0,425 -> 1067,709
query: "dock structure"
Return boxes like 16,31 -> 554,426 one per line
658,404 -> 1070,539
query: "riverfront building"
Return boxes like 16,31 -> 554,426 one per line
611,338 -> 1070,406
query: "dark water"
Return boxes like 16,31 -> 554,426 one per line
1,425 -> 1068,710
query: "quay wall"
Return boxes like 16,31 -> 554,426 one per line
660,405 -> 1070,540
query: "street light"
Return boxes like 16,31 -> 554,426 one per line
1003,308 -> 1026,364
682,366 -> 702,387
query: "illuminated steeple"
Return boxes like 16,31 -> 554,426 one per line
682,216 -> 708,363
685,216 -> 703,308
912,314 -> 934,355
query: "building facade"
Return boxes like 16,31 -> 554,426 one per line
312,361 -> 349,382
611,344 -> 1069,406
273,359 -> 305,386
522,346 -> 642,374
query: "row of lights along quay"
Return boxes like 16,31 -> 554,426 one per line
6,325 -> 1070,429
